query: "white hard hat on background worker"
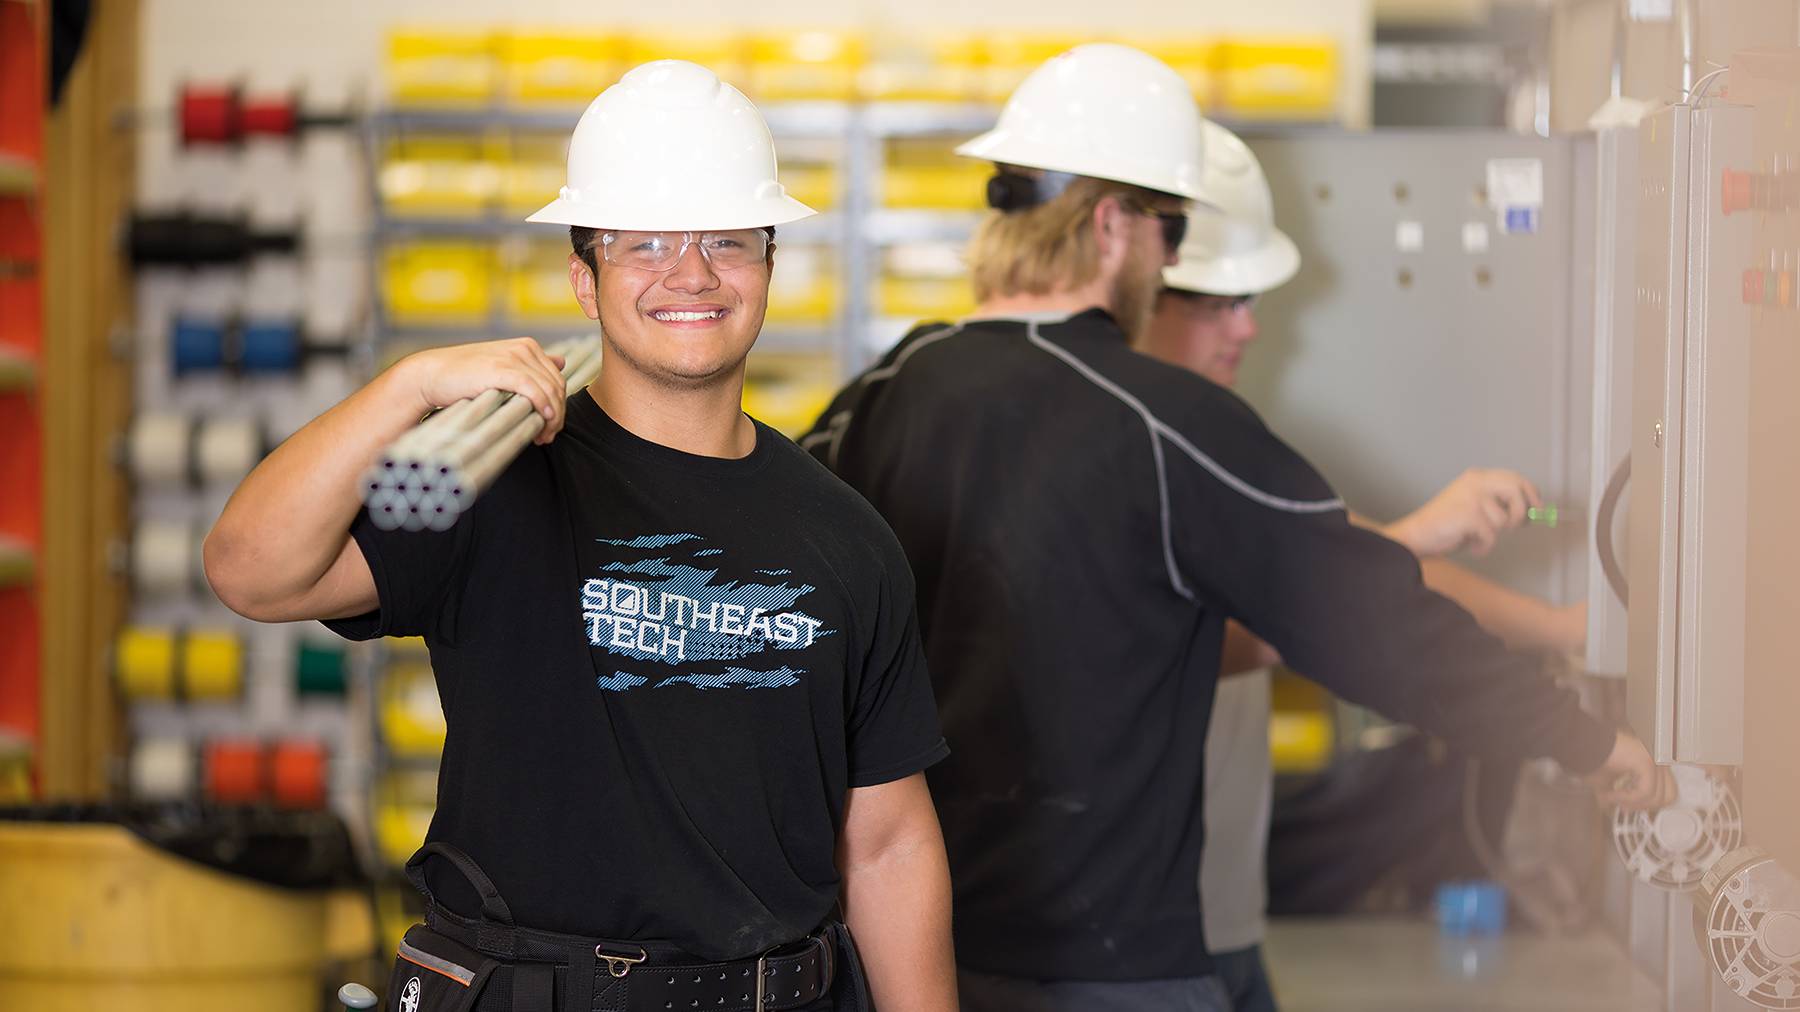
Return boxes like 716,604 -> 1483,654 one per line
1163,120 -> 1301,297
955,41 -> 1215,205
526,59 -> 815,231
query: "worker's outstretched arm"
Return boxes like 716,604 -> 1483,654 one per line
203,339 -> 567,623
838,773 -> 958,1011
1167,402 -> 1670,810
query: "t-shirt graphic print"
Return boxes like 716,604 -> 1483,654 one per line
580,532 -> 834,691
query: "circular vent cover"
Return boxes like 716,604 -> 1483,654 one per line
1694,846 -> 1800,1009
1612,764 -> 1742,890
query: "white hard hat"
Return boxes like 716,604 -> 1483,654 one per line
956,43 -> 1210,202
526,60 -> 816,232
1163,121 -> 1300,297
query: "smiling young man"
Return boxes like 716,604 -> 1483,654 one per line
204,61 -> 954,1012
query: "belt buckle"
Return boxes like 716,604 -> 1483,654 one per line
754,951 -> 770,1008
594,943 -> 646,979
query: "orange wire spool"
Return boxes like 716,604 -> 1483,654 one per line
203,739 -> 266,804
269,740 -> 328,809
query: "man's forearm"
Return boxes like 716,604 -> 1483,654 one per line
204,362 -> 426,617
840,824 -> 957,1011
1419,557 -> 1582,654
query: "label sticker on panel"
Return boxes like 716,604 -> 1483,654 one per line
1486,158 -> 1544,210
1462,222 -> 1490,253
1395,220 -> 1424,252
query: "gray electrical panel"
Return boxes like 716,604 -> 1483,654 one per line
1240,131 -> 1595,606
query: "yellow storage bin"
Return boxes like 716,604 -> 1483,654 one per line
781,162 -> 838,210
381,661 -> 447,758
375,769 -> 438,869
882,164 -> 988,210
507,259 -> 583,325
500,136 -> 568,216
387,29 -> 500,106
502,31 -> 622,106
980,35 -> 1090,104
1137,37 -> 1218,108
861,34 -> 986,103
767,245 -> 837,325
1213,37 -> 1339,120
883,138 -> 989,210
1269,710 -> 1335,774
878,275 -> 975,320
384,242 -> 496,325
744,356 -> 839,437
625,33 -> 746,86
747,32 -> 866,101
379,135 -> 502,217
0,822 -> 327,1012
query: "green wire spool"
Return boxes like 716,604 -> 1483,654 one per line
295,641 -> 347,695
1528,505 -> 1558,528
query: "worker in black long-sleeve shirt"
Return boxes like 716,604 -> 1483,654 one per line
800,43 -> 1675,1012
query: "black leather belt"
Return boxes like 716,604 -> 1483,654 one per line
406,842 -> 839,1012
598,934 -> 835,1011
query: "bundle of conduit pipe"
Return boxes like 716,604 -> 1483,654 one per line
360,336 -> 603,531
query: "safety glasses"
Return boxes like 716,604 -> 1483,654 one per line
1123,198 -> 1188,253
598,230 -> 772,272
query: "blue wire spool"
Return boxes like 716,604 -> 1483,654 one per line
171,317 -> 228,374
240,319 -> 304,374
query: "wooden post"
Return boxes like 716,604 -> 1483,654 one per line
40,0 -> 140,798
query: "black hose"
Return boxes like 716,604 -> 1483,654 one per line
1595,456 -> 1631,607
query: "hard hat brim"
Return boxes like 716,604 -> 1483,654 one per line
525,193 -> 818,233
1162,228 -> 1301,297
955,128 -> 1218,208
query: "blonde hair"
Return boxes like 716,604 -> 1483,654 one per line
966,173 -> 1173,302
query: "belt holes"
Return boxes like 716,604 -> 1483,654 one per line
792,990 -> 800,998
742,969 -> 750,977
718,972 -> 726,980
692,975 -> 702,984
740,994 -> 748,1002
667,976 -> 676,985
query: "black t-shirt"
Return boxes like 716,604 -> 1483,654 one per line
327,391 -> 947,959
801,309 -> 1614,980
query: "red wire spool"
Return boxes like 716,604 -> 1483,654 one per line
240,95 -> 299,139
204,738 -> 266,804
269,739 -> 329,809
179,85 -> 239,145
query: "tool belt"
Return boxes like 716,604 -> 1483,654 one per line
389,842 -> 861,1012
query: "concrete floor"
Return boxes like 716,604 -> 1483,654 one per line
1263,916 -> 1664,1012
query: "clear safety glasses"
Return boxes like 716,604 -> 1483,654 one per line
598,230 -> 772,272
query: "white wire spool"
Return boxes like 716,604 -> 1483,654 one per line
130,519 -> 197,599
129,737 -> 197,801
126,411 -> 194,486
195,415 -> 263,485
1612,763 -> 1742,890
1694,846 -> 1800,1009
